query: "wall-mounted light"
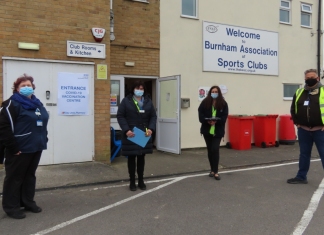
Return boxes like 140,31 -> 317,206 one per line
18,42 -> 40,50
125,61 -> 135,67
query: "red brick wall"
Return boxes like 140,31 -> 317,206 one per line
0,0 -> 111,163
111,0 -> 160,76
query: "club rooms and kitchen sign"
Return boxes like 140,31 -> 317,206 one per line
203,21 -> 279,76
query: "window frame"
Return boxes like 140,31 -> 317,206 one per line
283,83 -> 302,100
181,0 -> 198,19
301,3 -> 312,27
280,0 -> 291,24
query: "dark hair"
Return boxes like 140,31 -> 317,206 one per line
131,80 -> 146,96
202,85 -> 226,110
12,74 -> 36,94
304,69 -> 318,75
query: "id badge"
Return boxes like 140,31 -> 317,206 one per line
304,101 -> 309,106
37,120 -> 43,126
139,110 -> 145,113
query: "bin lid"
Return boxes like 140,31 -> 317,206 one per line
228,115 -> 254,119
254,114 -> 278,118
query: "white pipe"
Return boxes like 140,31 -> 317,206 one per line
110,0 -> 115,41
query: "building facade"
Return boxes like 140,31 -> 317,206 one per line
160,0 -> 321,149
0,0 -> 160,164
0,0 -> 111,164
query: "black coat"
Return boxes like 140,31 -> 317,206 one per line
198,101 -> 229,138
290,88 -> 323,127
117,94 -> 157,156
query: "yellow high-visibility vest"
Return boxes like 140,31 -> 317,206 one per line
295,87 -> 324,124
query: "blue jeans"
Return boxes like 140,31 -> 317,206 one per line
296,128 -> 324,180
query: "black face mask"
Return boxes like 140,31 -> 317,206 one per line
305,78 -> 318,87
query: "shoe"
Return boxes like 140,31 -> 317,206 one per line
209,172 -> 214,177
214,174 -> 221,180
6,211 -> 26,219
25,205 -> 42,213
138,180 -> 146,190
129,182 -> 137,191
287,177 -> 308,184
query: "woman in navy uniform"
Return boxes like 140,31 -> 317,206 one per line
0,74 -> 49,219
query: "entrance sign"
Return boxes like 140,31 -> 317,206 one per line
203,21 -> 279,76
67,41 -> 106,59
58,72 -> 90,115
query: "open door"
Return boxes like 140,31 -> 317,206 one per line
156,75 -> 181,154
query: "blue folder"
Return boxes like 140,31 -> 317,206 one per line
127,127 -> 151,148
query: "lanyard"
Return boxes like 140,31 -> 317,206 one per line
212,106 -> 216,117
133,99 -> 140,111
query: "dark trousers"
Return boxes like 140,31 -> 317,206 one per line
127,154 -> 145,180
2,151 -> 42,214
203,134 -> 221,174
296,128 -> 324,180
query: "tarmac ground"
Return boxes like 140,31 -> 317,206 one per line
0,142 -> 320,192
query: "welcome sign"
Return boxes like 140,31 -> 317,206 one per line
203,21 -> 279,76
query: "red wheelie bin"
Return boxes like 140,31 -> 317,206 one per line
226,115 -> 254,150
279,114 -> 296,145
253,115 -> 279,148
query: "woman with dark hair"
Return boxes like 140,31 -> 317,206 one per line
198,85 -> 228,180
0,74 -> 49,219
117,81 -> 157,191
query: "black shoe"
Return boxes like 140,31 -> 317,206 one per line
287,177 -> 308,184
214,174 -> 221,180
138,180 -> 146,190
209,172 -> 214,177
25,205 -> 42,213
129,182 -> 137,191
6,211 -> 26,219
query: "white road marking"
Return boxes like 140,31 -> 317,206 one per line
291,177 -> 324,235
32,177 -> 185,235
31,159 -> 322,235
79,178 -> 178,192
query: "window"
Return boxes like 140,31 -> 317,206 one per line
301,3 -> 312,27
283,84 -> 301,100
280,1 -> 291,24
182,0 -> 197,18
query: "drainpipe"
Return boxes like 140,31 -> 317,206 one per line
317,0 -> 321,77
110,0 -> 115,41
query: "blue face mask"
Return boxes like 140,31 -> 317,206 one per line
19,86 -> 34,97
134,89 -> 144,97
211,93 -> 218,99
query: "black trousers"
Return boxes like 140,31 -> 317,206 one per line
2,151 -> 42,214
203,134 -> 221,174
127,154 -> 145,180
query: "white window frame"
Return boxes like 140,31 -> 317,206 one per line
280,0 -> 291,24
283,83 -> 302,100
181,0 -> 198,19
301,3 -> 312,27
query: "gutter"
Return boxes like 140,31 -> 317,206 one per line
318,0 -> 322,77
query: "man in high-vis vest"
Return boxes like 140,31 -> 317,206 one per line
288,69 -> 324,184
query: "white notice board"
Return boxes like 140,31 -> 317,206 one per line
57,72 -> 90,115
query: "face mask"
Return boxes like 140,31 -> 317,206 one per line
19,86 -> 34,97
305,78 -> 318,87
211,93 -> 218,99
134,89 -> 144,97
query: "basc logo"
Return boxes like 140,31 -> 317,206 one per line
206,25 -> 218,33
